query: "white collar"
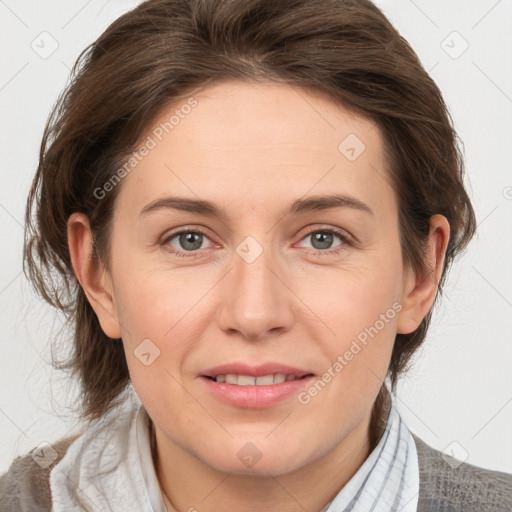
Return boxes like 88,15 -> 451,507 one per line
50,389 -> 418,512
323,391 -> 419,511
50,392 -> 166,512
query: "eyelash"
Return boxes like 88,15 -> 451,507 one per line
160,227 -> 352,259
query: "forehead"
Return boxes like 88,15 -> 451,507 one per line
117,80 -> 395,221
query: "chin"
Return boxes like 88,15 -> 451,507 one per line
196,436 -> 312,476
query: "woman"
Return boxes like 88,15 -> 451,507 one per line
1,0 -> 511,510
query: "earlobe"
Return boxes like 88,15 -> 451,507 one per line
67,213 -> 122,339
396,214 -> 451,335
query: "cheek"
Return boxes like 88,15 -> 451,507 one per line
304,253 -> 403,387
112,260 -> 197,341
111,262 -> 213,391
305,255 -> 403,337
109,267 -> 182,375
112,270 -> 198,418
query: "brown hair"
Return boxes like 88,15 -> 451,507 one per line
24,0 -> 476,443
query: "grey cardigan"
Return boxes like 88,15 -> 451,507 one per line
1,433 -> 511,511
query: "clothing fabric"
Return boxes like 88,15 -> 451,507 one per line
1,388 -> 511,511
323,392 -> 419,511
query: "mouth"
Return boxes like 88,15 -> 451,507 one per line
204,373 -> 314,385
200,363 -> 316,408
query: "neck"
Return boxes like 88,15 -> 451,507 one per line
151,385 -> 391,512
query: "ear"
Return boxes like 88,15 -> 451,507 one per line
67,212 -> 122,339
396,214 -> 451,334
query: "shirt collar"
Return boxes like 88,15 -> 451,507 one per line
321,388 -> 419,512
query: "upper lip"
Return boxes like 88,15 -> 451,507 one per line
202,362 -> 314,378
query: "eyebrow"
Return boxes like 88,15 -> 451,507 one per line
139,193 -> 373,219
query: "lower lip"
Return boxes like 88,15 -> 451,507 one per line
200,375 -> 315,408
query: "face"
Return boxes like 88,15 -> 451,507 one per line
101,80 -> 413,475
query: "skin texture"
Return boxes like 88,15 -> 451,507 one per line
68,80 -> 450,512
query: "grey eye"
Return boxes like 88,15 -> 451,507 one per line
171,232 -> 206,251
309,232 -> 335,250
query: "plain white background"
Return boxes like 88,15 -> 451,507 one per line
1,0 -> 511,475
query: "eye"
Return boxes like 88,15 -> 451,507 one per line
161,228 -> 214,257
160,226 -> 352,259
297,228 -> 351,255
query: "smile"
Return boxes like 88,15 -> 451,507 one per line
206,373 -> 311,385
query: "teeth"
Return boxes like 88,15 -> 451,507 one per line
213,373 -> 299,385
256,375 -> 274,385
237,375 -> 256,386
273,373 -> 286,384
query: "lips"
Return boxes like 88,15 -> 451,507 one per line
200,363 -> 315,408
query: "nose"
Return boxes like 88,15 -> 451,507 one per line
216,239 -> 295,341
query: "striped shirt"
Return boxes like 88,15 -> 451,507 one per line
320,391 -> 419,511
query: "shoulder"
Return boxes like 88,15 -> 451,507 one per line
0,435 -> 77,512
412,433 -> 512,512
